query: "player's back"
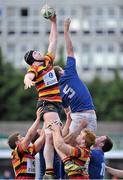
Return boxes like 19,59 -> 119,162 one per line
60,56 -> 95,112
88,149 -> 105,179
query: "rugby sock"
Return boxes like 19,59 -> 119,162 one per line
45,168 -> 54,175
63,157 -> 71,163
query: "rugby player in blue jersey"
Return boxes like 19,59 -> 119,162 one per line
54,18 -> 97,134
88,135 -> 113,179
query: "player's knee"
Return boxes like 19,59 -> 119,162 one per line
45,131 -> 53,143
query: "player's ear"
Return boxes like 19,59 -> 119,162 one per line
100,142 -> 104,148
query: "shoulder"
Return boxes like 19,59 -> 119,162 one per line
71,146 -> 86,157
91,149 -> 103,157
45,52 -> 55,61
12,143 -> 24,157
27,144 -> 36,155
28,65 -> 39,72
71,146 -> 81,157
27,65 -> 42,77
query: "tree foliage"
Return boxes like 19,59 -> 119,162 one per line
88,72 -> 123,121
54,45 -> 65,68
0,49 -> 37,121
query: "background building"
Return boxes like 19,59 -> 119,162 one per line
1,0 -> 123,81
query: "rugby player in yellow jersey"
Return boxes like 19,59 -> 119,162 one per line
24,14 -> 62,179
8,108 -> 45,179
50,121 -> 96,179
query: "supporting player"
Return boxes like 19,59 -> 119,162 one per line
88,135 -> 113,179
8,108 -> 45,179
50,122 -> 96,179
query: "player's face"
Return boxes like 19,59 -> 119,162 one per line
32,51 -> 43,60
18,135 -> 24,142
95,136 -> 106,146
76,132 -> 86,146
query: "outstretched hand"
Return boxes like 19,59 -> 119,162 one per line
24,79 -> 35,89
64,18 -> 71,32
36,107 -> 44,120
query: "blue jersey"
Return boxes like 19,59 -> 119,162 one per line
59,56 -> 95,112
88,149 -> 105,179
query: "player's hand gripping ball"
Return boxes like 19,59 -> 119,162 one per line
41,4 -> 55,19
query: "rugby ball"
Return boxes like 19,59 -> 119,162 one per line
41,5 -> 55,19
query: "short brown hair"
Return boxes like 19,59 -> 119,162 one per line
8,132 -> 19,150
102,136 -> 113,152
54,66 -> 62,81
84,129 -> 96,148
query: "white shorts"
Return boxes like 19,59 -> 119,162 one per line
69,112 -> 97,133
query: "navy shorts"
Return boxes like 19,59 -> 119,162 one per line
36,100 -> 62,120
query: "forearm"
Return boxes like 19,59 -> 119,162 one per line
35,132 -> 45,153
48,21 -> 57,55
22,118 -> 40,149
62,116 -> 72,137
69,121 -> 87,138
54,146 -> 67,161
27,118 -> 40,140
49,21 -> 57,43
64,31 -> 73,56
53,130 -> 71,156
64,120 -> 88,145
70,124 -> 82,138
106,166 -> 123,178
75,119 -> 88,136
62,124 -> 70,137
53,130 -> 64,149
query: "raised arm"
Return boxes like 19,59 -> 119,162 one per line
64,119 -> 88,146
34,129 -> 45,153
62,109 -> 72,137
21,108 -> 42,150
64,19 -> 74,57
51,123 -> 72,156
48,15 -> 57,57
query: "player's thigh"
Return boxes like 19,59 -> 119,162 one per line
43,111 -> 60,125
